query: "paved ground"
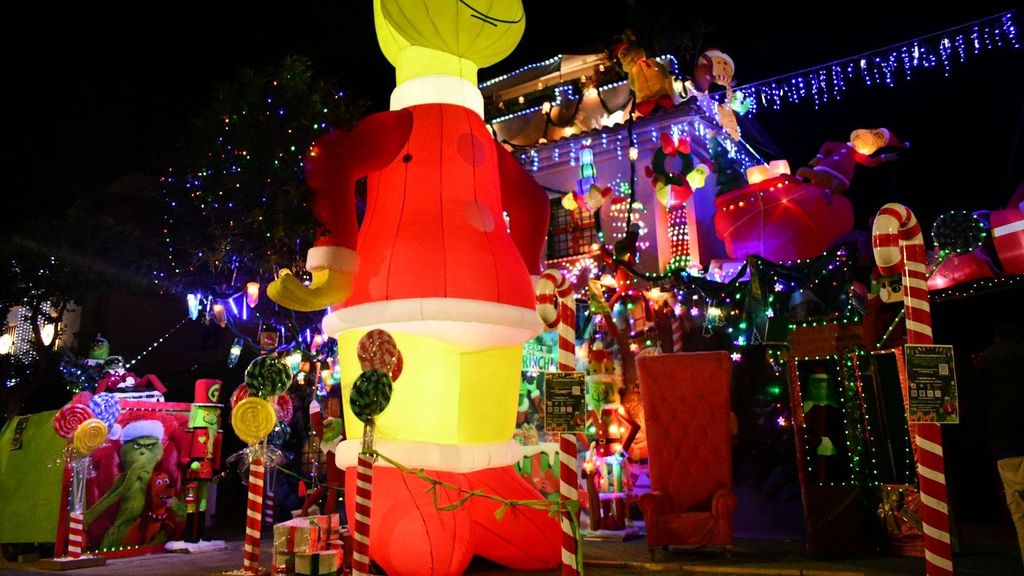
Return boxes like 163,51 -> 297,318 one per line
1,527 -> 1020,575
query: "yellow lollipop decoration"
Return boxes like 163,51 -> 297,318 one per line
231,397 -> 278,445
72,418 -> 109,456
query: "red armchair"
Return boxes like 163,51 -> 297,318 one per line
636,352 -> 735,556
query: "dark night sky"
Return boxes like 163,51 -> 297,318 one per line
8,1 -> 1023,233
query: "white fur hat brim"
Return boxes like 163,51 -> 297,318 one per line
121,420 -> 165,442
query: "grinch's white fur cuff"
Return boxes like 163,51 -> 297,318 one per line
335,439 -> 522,473
306,246 -> 357,273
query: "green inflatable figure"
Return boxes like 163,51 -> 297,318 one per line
85,420 -> 165,548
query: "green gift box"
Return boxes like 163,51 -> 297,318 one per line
296,550 -> 339,576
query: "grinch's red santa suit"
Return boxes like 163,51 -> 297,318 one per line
796,128 -> 906,194
267,2 -> 558,574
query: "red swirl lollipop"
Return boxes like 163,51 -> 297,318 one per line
274,394 -> 294,423
230,384 -> 250,408
53,403 -> 96,439
357,329 -> 403,381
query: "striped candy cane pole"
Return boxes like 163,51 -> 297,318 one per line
872,203 -> 952,576
242,458 -> 265,575
671,311 -> 683,352
67,512 -> 84,559
537,269 -> 576,371
351,453 -> 374,576
264,467 -> 276,527
559,433 -> 580,576
263,489 -> 275,526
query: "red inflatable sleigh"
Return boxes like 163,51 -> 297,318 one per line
713,174 -> 854,263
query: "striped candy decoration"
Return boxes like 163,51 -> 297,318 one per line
872,203 -> 953,576
351,453 -> 374,576
671,311 -> 683,352
559,433 -> 580,576
67,512 -> 84,559
537,269 -> 576,371
242,458 -> 265,574
264,489 -> 275,527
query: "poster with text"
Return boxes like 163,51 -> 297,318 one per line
543,371 -> 586,438
905,344 -> 959,424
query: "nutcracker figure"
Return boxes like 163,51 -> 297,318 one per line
183,379 -> 223,542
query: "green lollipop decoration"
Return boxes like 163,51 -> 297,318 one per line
349,369 -> 393,424
244,354 -> 293,398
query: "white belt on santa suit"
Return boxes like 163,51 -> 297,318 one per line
334,439 -> 523,473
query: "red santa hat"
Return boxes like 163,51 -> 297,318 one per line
879,128 -> 908,149
122,419 -> 165,442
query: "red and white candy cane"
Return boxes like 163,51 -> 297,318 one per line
351,453 -> 374,576
559,433 -> 580,576
67,512 -> 84,559
872,203 -> 953,576
537,269 -> 576,371
242,458 -> 265,575
671,312 -> 683,352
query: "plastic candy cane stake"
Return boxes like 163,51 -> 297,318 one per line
671,312 -> 683,352
559,434 -> 580,576
872,203 -> 953,576
242,458 -> 265,575
351,453 -> 374,576
537,269 -> 576,371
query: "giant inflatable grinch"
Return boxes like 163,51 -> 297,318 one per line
268,1 -> 558,574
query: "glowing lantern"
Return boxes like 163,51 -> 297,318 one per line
768,159 -> 791,176
285,349 -> 303,375
246,281 -> 260,308
186,293 -> 201,320
211,303 -> 227,328
40,319 -> 57,347
0,333 -> 12,355
745,165 -> 772,185
228,337 -> 243,367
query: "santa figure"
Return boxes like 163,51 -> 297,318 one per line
796,128 -> 907,195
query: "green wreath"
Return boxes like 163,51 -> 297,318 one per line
648,144 -> 695,188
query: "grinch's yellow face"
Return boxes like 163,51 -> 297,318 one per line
850,129 -> 887,155
375,0 -> 525,70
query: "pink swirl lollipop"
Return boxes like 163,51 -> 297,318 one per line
230,384 -> 250,408
53,403 -> 95,439
274,394 -> 294,423
357,329 -> 403,381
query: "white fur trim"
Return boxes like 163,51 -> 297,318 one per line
322,298 -> 542,352
121,420 -> 165,442
703,49 -> 734,70
391,75 -> 485,119
306,246 -> 357,273
335,439 -> 522,472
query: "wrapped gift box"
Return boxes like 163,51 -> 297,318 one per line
308,513 -> 342,542
296,550 -> 339,576
276,516 -> 327,553
272,550 -> 295,575
992,208 -> 1024,275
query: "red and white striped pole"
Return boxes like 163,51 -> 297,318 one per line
242,458 -> 265,575
671,311 -> 683,352
351,453 -> 374,576
559,433 -> 580,576
872,203 -> 953,576
537,269 -> 576,371
263,467 -> 276,527
263,490 -> 275,526
67,512 -> 84,559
